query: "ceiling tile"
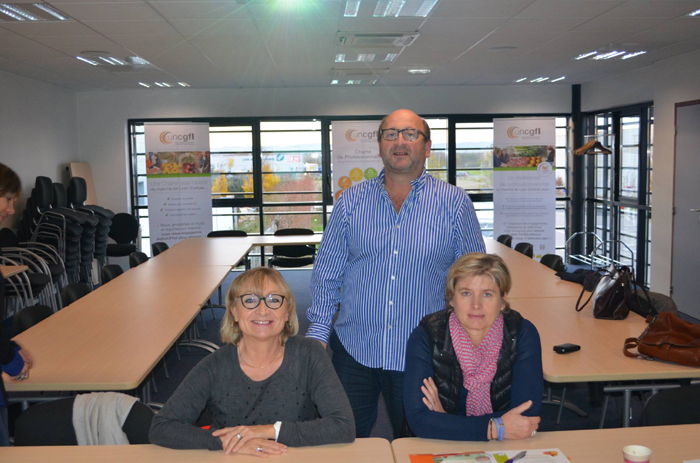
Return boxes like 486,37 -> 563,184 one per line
337,17 -> 424,33
169,19 -> 258,37
0,21 -> 100,37
432,0 -> 536,18
501,16 -> 590,32
57,3 -> 164,21
149,2 -> 252,21
516,0 -> 624,18
245,0 -> 342,19
84,20 -> 180,37
30,35 -> 130,56
623,17 -> 700,42
605,0 -> 700,18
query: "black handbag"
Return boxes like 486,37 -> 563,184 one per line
575,264 -> 655,320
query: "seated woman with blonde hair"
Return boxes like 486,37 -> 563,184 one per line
150,267 -> 355,455
403,253 -> 543,441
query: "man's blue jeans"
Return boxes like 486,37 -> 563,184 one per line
329,331 -> 405,438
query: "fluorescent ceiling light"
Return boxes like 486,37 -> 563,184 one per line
371,79 -> 378,85
331,79 -> 339,85
139,82 -> 150,88
355,79 -> 361,84
415,0 -> 439,17
33,3 -> 69,20
356,53 -> 375,62
621,51 -> 647,60
384,53 -> 398,62
154,82 -> 165,87
0,6 -> 24,20
161,82 -> 171,87
99,57 -> 118,65
130,56 -> 150,65
335,54 -> 345,63
178,82 -> 190,87
514,77 -> 527,83
408,68 -> 430,74
374,0 -> 405,17
530,77 -> 549,83
76,56 -> 98,66
686,8 -> 700,16
593,50 -> 625,60
344,0 -> 360,17
551,76 -> 566,82
0,4 -> 37,20
347,79 -> 354,84
574,51 -> 597,60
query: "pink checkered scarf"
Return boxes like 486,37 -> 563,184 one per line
448,311 -> 504,416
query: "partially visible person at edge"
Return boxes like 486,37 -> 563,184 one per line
403,253 -> 543,441
0,162 -> 33,446
306,109 -> 485,438
150,267 -> 355,456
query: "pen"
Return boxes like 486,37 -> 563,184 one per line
504,450 -> 527,463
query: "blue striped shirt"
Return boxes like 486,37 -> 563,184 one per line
306,169 -> 485,371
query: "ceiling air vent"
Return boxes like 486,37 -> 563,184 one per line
336,33 -> 419,48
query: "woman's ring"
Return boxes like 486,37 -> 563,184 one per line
17,374 -> 27,381
257,446 -> 262,452
531,430 -> 537,437
237,434 -> 242,439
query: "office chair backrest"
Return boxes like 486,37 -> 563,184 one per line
496,234 -> 513,248
129,251 -> 149,268
13,395 -> 154,446
540,254 -> 565,272
13,305 -> 54,335
101,264 -> 124,284
62,283 -> 92,307
514,242 -> 534,258
207,230 -> 248,238
52,183 -> 69,208
68,177 -> 88,206
642,385 -> 700,426
109,213 -> 139,244
34,176 -> 54,211
151,242 -> 169,256
272,228 -> 315,258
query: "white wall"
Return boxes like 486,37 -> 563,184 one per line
0,70 -> 78,229
582,49 -> 700,295
77,84 -> 571,214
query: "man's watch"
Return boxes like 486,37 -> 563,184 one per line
273,421 -> 282,441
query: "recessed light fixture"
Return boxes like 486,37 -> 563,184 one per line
374,0 -> 405,17
574,51 -> 598,60
384,53 -> 398,62
621,51 -> 647,60
161,82 -> 172,87
76,56 -> 98,66
130,57 -> 150,65
347,79 -> 354,84
686,8 -> 700,16
154,82 -> 165,87
139,82 -> 150,88
335,54 -> 346,63
33,3 -> 69,20
408,68 -> 430,74
356,53 -> 376,62
514,77 -> 527,83
551,76 -> 566,82
593,50 -> 626,60
1,4 -> 37,20
344,0 -> 360,17
178,82 -> 190,87
371,79 -> 378,85
530,77 -> 549,83
331,80 -> 339,85
416,0 -> 439,17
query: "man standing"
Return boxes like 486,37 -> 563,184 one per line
306,109 -> 485,438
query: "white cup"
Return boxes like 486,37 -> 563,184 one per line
622,445 -> 652,463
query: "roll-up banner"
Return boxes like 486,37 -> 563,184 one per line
145,123 -> 212,248
331,121 -> 384,201
493,118 -> 556,259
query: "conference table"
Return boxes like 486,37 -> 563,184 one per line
392,424 -> 700,463
0,437 -> 393,463
1,265 -> 29,278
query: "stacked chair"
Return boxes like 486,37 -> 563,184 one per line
67,177 -> 114,273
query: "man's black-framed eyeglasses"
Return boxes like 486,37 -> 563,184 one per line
239,294 -> 286,310
379,128 -> 426,142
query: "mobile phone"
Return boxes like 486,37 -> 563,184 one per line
553,343 -> 581,354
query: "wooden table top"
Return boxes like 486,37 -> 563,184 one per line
485,240 -> 585,299
392,424 -> 700,463
0,438 -> 393,463
511,296 -> 700,383
0,265 -> 28,278
4,264 -> 232,392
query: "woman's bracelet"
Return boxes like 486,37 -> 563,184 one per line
488,418 -> 494,440
494,417 -> 505,441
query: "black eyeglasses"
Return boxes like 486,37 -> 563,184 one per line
379,128 -> 426,142
239,293 -> 286,310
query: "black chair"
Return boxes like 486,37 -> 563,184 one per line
540,253 -> 565,272
207,230 -> 250,270
267,228 -> 316,268
151,242 -> 169,257
106,213 -> 139,259
61,282 -> 91,307
129,251 -> 149,268
514,242 -> 534,258
642,385 -> 700,426
14,395 -> 154,446
101,264 -> 124,284
13,305 -> 54,335
496,234 -> 513,247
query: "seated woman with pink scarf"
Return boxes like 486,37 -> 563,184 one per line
403,253 -> 543,441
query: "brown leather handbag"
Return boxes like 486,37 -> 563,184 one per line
624,312 -> 700,367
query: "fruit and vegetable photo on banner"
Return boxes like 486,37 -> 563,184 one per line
331,121 -> 384,201
145,122 -> 212,248
493,117 -> 556,259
